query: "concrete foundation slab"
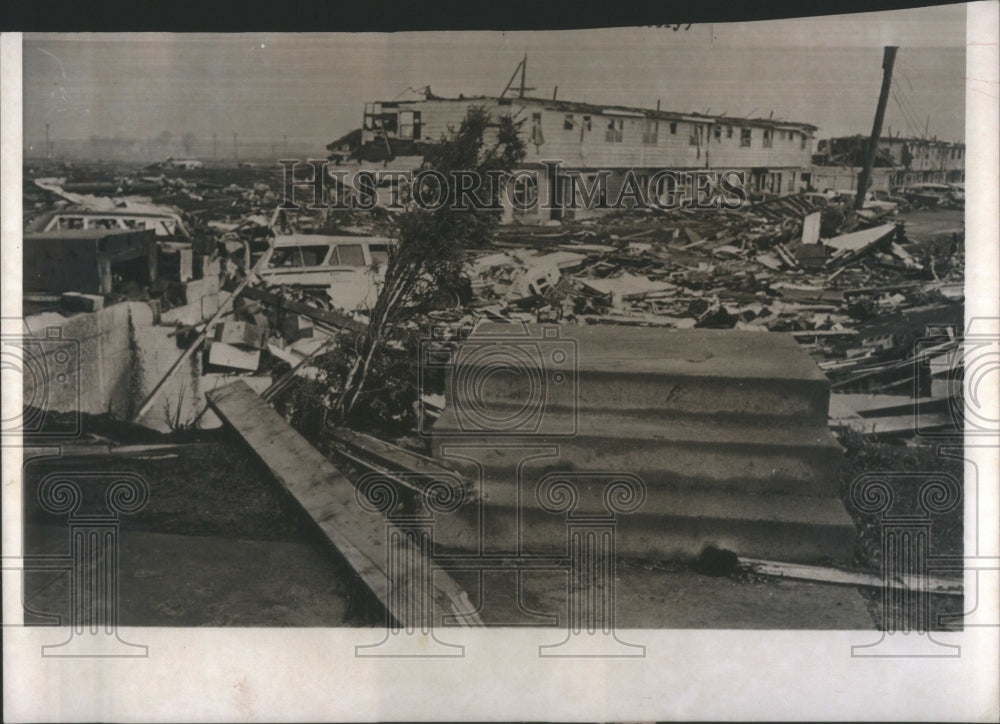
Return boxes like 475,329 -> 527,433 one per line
430,324 -> 855,563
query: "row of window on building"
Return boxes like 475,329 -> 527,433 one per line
552,112 -> 807,149
362,101 -> 811,152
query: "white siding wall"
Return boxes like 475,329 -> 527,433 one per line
518,106 -> 812,169
362,99 -> 815,171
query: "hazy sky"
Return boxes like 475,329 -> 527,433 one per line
23,4 -> 968,152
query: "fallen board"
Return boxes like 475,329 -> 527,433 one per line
207,380 -> 482,628
328,427 -> 468,487
739,557 -> 962,596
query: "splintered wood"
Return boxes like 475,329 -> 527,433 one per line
207,380 -> 482,629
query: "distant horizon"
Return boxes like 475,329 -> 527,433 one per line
23,5 -> 967,151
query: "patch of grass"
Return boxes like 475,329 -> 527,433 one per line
23,434 -> 312,543
835,426 -> 964,573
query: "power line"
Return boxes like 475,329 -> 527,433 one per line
894,83 -> 922,132
889,77 -> 925,139
889,85 -> 920,139
888,86 -> 914,135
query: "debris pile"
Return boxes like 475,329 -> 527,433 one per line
462,195 -> 960,333
457,195 -> 965,440
21,160 -> 964,441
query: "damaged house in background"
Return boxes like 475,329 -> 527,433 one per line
809,133 -> 966,205
328,66 -> 818,224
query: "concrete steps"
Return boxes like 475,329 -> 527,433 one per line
427,324 -> 855,564
432,409 -> 843,496
431,488 -> 856,564
433,324 -> 832,425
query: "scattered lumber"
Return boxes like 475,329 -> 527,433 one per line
739,557 -> 962,596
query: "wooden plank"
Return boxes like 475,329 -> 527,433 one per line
207,381 -> 481,628
22,442 -> 214,459
327,428 -> 472,498
740,557 -> 962,595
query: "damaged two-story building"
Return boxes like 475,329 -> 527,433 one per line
328,90 -> 818,223
808,134 -> 965,193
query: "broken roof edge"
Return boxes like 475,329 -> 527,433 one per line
366,94 -> 820,133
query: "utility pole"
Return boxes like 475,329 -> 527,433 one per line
233,132 -> 238,161
855,45 -> 897,211
212,132 -> 217,159
499,55 -> 534,100
45,123 -> 51,159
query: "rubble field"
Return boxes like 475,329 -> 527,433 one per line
20,159 -> 966,627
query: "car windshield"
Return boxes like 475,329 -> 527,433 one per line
269,245 -> 330,267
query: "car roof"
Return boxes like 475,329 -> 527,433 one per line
270,234 -> 393,247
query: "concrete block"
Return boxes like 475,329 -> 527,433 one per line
208,341 -> 260,371
201,271 -> 220,296
432,486 -> 856,564
439,324 -> 832,424
185,278 -> 205,302
434,410 -> 844,496
214,321 -> 267,350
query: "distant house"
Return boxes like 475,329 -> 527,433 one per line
809,135 -> 965,192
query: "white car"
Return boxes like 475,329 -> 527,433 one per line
820,188 -> 898,213
257,234 -> 392,312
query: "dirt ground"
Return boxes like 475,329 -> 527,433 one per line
897,207 -> 965,244
23,523 -> 875,629
23,436 -> 877,630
